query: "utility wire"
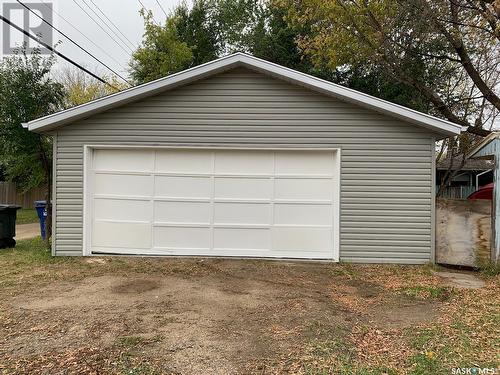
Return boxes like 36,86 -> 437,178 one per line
38,0 -> 127,73
138,0 -> 159,25
80,0 -> 134,53
16,0 -> 130,85
155,0 -> 168,18
89,0 -> 137,51
0,14 -> 118,90
71,0 -> 133,56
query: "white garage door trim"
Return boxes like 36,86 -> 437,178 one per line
82,145 -> 341,261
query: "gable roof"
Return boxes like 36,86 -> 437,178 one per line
468,132 -> 500,158
437,155 -> 494,171
25,53 -> 462,136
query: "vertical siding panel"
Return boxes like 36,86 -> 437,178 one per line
54,67 -> 435,263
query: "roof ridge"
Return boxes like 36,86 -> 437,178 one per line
24,53 -> 462,137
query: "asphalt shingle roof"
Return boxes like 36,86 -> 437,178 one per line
437,156 -> 494,171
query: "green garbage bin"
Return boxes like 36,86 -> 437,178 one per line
0,205 -> 21,249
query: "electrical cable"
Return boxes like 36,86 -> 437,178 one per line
155,0 -> 168,18
16,0 -> 130,84
0,14 -> 118,90
88,0 -> 137,51
71,0 -> 133,56
80,0 -> 135,53
38,0 -> 127,72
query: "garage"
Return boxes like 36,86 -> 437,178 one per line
85,148 -> 340,259
25,53 -> 462,263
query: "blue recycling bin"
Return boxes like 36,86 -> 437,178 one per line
34,200 -> 47,240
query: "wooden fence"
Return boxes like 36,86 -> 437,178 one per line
0,182 -> 46,209
436,185 -> 477,199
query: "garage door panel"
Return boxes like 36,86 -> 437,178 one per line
275,151 -> 334,175
154,201 -> 211,224
214,151 -> 273,175
94,174 -> 152,197
154,226 -> 210,249
89,148 -> 337,259
93,221 -> 151,249
214,202 -> 271,225
94,198 -> 151,222
275,178 -> 333,200
214,177 -> 272,200
272,227 -> 332,252
274,204 -> 333,226
155,176 -> 211,198
93,149 -> 154,172
156,150 -> 212,173
213,228 -> 271,250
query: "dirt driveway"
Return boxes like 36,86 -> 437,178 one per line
0,238 -> 498,374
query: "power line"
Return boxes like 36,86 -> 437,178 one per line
138,0 -> 159,25
155,0 -> 168,18
16,0 -> 130,85
80,0 -> 135,53
0,14 -> 118,90
89,0 -> 137,51
71,0 -> 133,56
38,0 -> 127,72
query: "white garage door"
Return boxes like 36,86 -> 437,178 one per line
86,148 -> 339,260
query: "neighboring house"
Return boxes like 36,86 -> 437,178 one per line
468,132 -> 500,263
24,53 -> 461,264
436,156 -> 494,198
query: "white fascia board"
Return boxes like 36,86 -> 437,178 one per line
26,52 -> 462,136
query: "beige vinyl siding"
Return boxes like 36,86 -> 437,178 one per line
54,67 -> 436,263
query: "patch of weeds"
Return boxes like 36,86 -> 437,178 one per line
120,363 -> 157,375
303,363 -> 397,375
117,335 -> 163,348
0,237 -> 82,289
299,337 -> 362,374
421,262 -> 444,275
0,237 -> 52,265
310,338 -> 344,357
118,336 -> 146,347
15,209 -> 39,225
400,285 -> 452,300
406,327 -> 448,374
116,352 -> 160,375
330,263 -> 359,278
476,260 -> 500,278
408,351 -> 447,375
408,327 -> 439,349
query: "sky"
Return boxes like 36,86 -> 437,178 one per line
0,0 -> 184,84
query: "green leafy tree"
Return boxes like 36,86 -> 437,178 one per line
283,0 -> 499,136
0,49 -> 65,245
131,0 -> 434,111
283,0 -> 500,193
175,0 -> 220,66
58,66 -> 127,108
130,10 -> 193,83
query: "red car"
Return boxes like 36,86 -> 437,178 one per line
467,183 -> 494,200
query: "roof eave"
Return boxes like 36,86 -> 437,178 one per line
468,132 -> 500,158
27,54 -> 245,133
26,53 -> 462,137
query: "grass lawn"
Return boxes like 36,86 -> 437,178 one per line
15,209 -> 39,225
0,238 -> 498,374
